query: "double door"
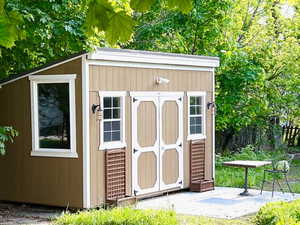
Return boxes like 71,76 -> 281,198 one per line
131,92 -> 183,195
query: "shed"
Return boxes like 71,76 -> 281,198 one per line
0,48 -> 219,208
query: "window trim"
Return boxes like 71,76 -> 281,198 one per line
29,74 -> 78,158
187,91 -> 206,140
98,91 -> 126,150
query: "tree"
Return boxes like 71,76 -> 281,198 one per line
127,0 -> 300,151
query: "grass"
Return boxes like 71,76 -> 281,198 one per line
54,208 -> 254,225
216,146 -> 300,193
179,215 -> 253,225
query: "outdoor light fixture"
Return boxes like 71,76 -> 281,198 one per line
207,102 -> 215,110
92,104 -> 101,113
156,76 -> 170,85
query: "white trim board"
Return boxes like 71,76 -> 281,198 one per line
88,48 -> 220,68
87,60 -> 214,72
29,74 -> 77,158
82,55 -> 91,208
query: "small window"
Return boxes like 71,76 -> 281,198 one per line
29,75 -> 77,158
99,92 -> 126,150
187,92 -> 206,140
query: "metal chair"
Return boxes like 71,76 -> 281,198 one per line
260,154 -> 294,197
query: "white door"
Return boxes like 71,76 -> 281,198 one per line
132,92 -> 183,196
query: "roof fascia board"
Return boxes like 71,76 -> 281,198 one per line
87,49 -> 220,68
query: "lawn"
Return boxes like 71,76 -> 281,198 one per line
215,146 -> 300,193
54,208 -> 254,225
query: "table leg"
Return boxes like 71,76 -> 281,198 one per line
240,167 -> 250,196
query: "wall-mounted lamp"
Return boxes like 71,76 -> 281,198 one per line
92,104 -> 101,114
207,102 -> 215,110
156,76 -> 170,85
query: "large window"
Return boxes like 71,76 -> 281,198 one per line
29,75 -> 77,158
99,91 -> 126,150
187,92 -> 206,140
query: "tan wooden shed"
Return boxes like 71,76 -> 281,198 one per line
0,48 -> 219,208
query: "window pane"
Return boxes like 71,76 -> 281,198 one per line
190,106 -> 196,115
104,121 -> 111,132
112,121 -> 120,131
104,109 -> 112,119
196,125 -> 202,133
113,109 -> 120,119
190,126 -> 196,135
113,97 -> 120,107
38,83 -> 70,149
196,105 -> 202,114
195,96 -> 202,105
190,97 -> 196,105
104,97 -> 112,108
190,117 -> 195,125
104,132 -> 111,142
195,116 -> 201,125
112,131 -> 121,141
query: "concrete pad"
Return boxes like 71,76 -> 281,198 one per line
136,187 -> 300,219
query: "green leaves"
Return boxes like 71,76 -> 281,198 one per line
163,0 -> 193,14
0,126 -> 18,155
130,0 -> 193,13
130,0 -> 156,12
0,1 -> 24,48
85,0 -> 134,45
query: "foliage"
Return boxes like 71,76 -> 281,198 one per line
0,0 -> 95,78
215,145 -> 274,188
0,0 -> 24,48
0,126 -> 18,155
127,0 -> 300,145
55,208 -> 178,225
255,199 -> 300,225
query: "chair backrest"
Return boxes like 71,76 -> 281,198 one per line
271,154 -> 293,172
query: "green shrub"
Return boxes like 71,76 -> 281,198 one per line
55,208 -> 179,225
255,199 -> 300,225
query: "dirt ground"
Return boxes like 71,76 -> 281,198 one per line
0,202 -> 62,225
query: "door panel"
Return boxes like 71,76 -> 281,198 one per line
132,93 -> 183,196
137,101 -> 157,147
162,101 -> 179,145
159,96 -> 183,190
162,149 -> 179,185
132,96 -> 159,195
137,152 -> 157,189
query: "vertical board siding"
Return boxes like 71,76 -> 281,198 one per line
89,65 -> 213,207
0,58 -> 83,208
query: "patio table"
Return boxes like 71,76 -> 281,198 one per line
223,160 -> 271,196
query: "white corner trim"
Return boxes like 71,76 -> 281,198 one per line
1,54 -> 84,87
30,74 -> 77,158
82,56 -> 91,208
87,60 -> 214,72
98,91 -> 127,151
88,49 -> 220,68
212,69 -> 216,179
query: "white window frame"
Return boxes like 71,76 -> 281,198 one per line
29,74 -> 78,158
187,91 -> 206,140
98,91 -> 126,150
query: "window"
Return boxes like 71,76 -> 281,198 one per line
99,91 -> 126,150
29,75 -> 77,158
187,92 -> 206,140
